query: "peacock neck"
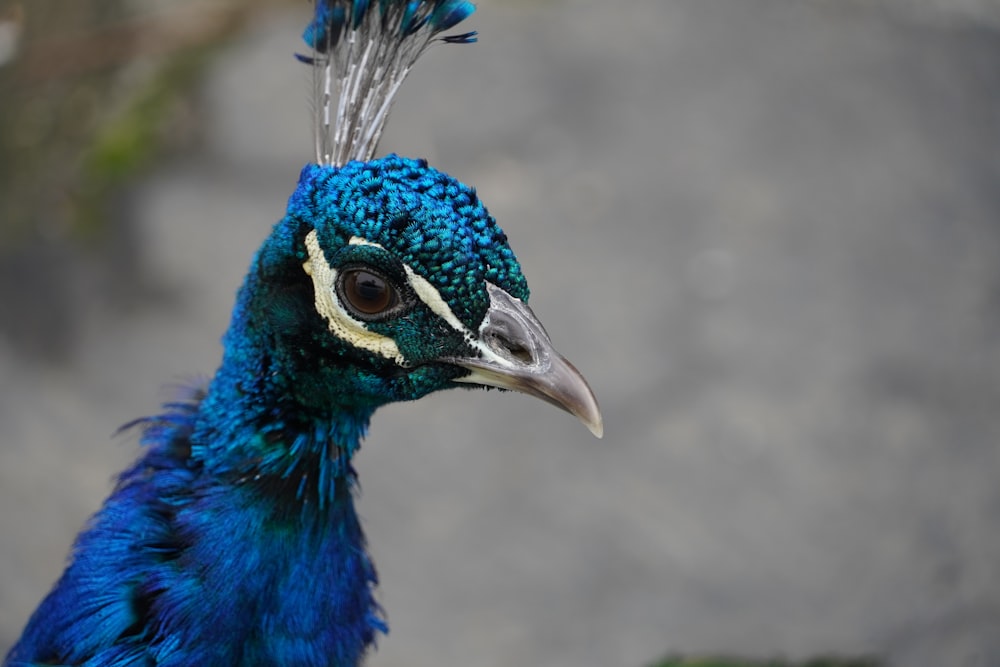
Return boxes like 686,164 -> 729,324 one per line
149,454 -> 387,665
159,230 -> 390,662
167,322 -> 387,663
189,254 -> 379,508
192,361 -> 372,496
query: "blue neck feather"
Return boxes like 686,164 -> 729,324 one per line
9,388 -> 388,665
190,264 -> 377,508
8,219 -> 390,664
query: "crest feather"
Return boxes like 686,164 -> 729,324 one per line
299,0 -> 477,166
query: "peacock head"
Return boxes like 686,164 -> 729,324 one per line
241,154 -> 602,437
215,2 -> 601,444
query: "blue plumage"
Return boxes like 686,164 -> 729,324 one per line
11,389 -> 384,665
302,0 -> 476,49
6,4 -> 600,666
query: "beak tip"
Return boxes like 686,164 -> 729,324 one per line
571,384 -> 603,439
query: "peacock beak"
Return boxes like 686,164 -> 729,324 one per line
445,282 -> 603,438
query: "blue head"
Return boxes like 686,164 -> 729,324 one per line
205,156 -> 599,461
243,155 -> 526,405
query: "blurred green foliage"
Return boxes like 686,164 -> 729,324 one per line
0,0 -> 285,357
1,0 -> 130,245
0,0 -> 275,248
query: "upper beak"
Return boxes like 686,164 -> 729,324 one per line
443,282 -> 603,438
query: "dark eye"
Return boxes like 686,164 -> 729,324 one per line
339,268 -> 398,317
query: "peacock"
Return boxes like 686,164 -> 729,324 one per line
4,2 -> 601,666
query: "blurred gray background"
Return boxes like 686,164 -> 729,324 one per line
2,0 -> 1000,665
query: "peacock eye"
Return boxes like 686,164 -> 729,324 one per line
338,267 -> 398,318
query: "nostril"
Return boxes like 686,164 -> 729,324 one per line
505,340 -> 533,364
486,331 -> 533,364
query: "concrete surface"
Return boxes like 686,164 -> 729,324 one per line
2,1 -> 1000,666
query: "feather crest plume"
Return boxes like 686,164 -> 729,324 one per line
299,0 -> 477,166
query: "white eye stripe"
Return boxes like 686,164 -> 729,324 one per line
303,230 -> 406,365
304,231 -> 477,363
403,266 -> 475,342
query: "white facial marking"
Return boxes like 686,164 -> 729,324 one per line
403,266 -> 475,342
302,230 -> 406,365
